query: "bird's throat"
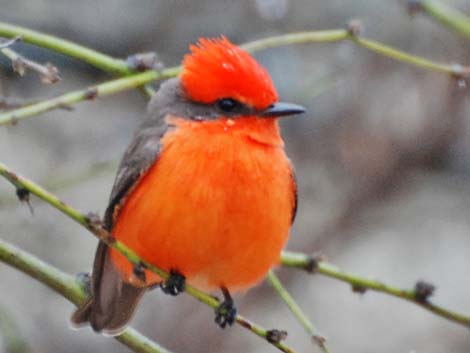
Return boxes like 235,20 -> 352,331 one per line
166,115 -> 284,147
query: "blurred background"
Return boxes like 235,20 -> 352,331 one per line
0,1 -> 469,352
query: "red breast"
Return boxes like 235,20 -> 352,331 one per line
110,115 -> 295,291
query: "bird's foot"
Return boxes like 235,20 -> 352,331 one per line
214,287 -> 236,329
215,301 -> 237,328
161,270 -> 186,296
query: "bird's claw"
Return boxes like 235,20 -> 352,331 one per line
214,300 -> 237,329
160,271 -> 186,295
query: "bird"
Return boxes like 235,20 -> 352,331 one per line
71,36 -> 305,335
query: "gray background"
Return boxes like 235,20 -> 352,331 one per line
0,1 -> 469,353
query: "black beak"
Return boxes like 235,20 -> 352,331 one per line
261,102 -> 306,117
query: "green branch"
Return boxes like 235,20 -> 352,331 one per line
412,0 -> 470,38
0,161 -> 296,353
351,36 -> 463,75
267,271 -> 331,353
241,30 -> 349,51
0,238 -> 173,353
281,251 -> 470,328
0,68 -> 178,126
0,160 -> 116,208
242,29 -> 467,76
0,22 -> 131,75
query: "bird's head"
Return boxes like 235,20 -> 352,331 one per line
180,36 -> 305,119
148,36 -> 305,139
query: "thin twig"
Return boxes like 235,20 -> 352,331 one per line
1,47 -> 61,83
351,36 -> 466,75
241,29 -> 350,51
0,69 -> 178,125
242,28 -> 468,77
408,0 -> 470,38
281,251 -> 470,328
0,161 -> 296,353
0,238 -> 174,353
0,36 -> 22,49
267,271 -> 331,353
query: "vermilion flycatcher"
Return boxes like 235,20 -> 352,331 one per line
72,36 -> 305,335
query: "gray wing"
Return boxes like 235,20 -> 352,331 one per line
71,83 -> 173,334
103,115 -> 169,229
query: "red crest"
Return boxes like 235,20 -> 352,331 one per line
181,36 -> 278,110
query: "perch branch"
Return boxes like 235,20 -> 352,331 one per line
281,251 -> 470,328
0,160 -> 115,208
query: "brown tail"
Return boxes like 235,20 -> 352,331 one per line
71,242 -> 146,336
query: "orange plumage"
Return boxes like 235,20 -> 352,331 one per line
71,36 -> 304,334
108,37 -> 297,292
110,115 -> 295,291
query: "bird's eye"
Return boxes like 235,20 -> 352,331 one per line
216,98 -> 239,113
